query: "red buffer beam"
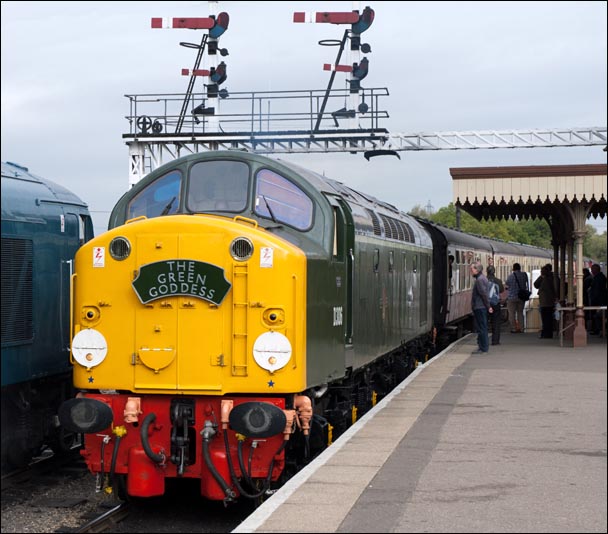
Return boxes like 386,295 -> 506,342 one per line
151,17 -> 216,29
293,11 -> 359,24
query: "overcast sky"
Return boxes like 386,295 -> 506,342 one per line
2,1 -> 606,236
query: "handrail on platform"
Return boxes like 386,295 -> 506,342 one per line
555,305 -> 607,347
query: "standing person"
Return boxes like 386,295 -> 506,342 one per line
470,262 -> 494,354
505,262 -> 529,333
583,267 -> 592,329
534,265 -> 556,338
486,265 -> 504,345
588,264 -> 608,335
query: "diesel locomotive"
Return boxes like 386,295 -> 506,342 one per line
58,151 -> 552,501
1,161 -> 94,472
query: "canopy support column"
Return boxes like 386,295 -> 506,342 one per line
568,203 -> 592,348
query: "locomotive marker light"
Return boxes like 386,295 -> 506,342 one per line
253,331 -> 292,373
71,328 -> 108,369
132,259 -> 231,305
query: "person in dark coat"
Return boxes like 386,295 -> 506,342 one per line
588,264 -> 608,335
486,265 -> 504,345
583,267 -> 592,328
505,262 -> 529,333
534,265 -> 556,339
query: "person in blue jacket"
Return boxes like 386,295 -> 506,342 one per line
470,262 -> 494,354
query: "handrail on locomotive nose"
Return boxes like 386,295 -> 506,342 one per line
232,215 -> 258,228
125,215 -> 147,225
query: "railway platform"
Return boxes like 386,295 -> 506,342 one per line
233,332 -> 607,533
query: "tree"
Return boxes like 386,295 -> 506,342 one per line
409,203 -> 606,264
584,226 -> 607,263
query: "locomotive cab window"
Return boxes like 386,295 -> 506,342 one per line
128,170 -> 182,220
254,169 -> 313,230
187,160 -> 249,212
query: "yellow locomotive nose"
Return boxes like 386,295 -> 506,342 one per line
71,214 -> 307,396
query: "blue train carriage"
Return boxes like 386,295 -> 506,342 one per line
60,151 -> 436,501
1,161 -> 94,471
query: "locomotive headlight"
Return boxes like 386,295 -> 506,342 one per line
253,331 -> 291,373
263,308 -> 285,326
71,328 -> 108,369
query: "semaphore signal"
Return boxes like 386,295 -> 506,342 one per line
151,8 -> 230,133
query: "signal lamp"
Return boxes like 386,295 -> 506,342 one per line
352,57 -> 369,80
351,6 -> 375,34
193,103 -> 216,115
209,12 -> 229,39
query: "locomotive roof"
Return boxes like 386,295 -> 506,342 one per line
416,217 -> 553,257
278,158 -> 432,247
2,161 -> 88,219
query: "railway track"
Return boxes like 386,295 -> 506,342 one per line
73,502 -> 130,533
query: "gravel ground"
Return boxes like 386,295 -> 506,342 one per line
2,464 -> 256,533
1,467 -> 117,533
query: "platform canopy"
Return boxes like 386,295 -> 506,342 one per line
451,164 -> 606,222
451,163 -> 607,348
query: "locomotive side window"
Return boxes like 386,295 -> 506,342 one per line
254,169 -> 313,230
128,170 -> 182,220
188,161 -> 249,212
333,209 -> 339,256
373,249 -> 380,273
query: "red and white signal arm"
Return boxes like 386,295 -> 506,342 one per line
323,64 -> 353,72
151,17 -> 216,29
293,11 -> 360,24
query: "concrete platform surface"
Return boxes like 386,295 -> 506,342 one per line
233,333 -> 607,533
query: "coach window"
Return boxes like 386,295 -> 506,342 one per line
388,250 -> 394,272
254,169 -> 313,230
373,249 -> 380,273
128,170 -> 182,220
188,160 -> 249,212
